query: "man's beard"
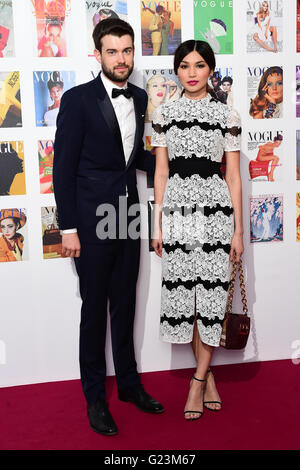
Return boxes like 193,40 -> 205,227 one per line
101,62 -> 134,83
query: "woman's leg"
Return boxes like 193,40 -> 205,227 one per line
268,156 -> 279,181
270,26 -> 278,52
191,320 -> 213,377
256,155 -> 278,181
191,322 -> 222,411
184,321 -> 214,419
253,32 -> 274,51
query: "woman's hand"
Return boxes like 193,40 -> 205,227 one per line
262,83 -> 276,104
230,232 -> 244,263
152,228 -> 162,257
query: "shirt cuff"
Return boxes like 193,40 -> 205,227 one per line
60,228 -> 77,235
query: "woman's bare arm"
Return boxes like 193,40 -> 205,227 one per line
152,146 -> 169,257
224,150 -> 244,262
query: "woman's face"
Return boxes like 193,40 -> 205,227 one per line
1,218 -> 17,240
222,81 -> 232,92
177,51 -> 213,97
262,2 -> 268,12
50,85 -> 63,104
210,77 -> 219,89
148,76 -> 167,105
265,73 -> 283,103
47,25 -> 61,45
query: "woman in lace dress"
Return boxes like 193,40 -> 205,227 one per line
151,40 -> 244,420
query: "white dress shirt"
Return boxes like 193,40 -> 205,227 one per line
62,73 -> 136,235
101,72 -> 136,164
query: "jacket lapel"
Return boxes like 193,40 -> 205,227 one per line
126,84 -> 144,169
94,73 -> 125,162
93,73 -> 144,170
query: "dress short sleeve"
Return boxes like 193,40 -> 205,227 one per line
224,107 -> 242,152
151,105 -> 167,147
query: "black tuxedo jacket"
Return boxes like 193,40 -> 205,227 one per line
53,73 -> 155,244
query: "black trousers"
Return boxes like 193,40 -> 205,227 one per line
74,237 -> 141,405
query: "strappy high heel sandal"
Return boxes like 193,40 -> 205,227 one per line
184,376 -> 206,421
203,368 -> 222,411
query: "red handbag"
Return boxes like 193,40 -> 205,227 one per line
220,260 -> 250,350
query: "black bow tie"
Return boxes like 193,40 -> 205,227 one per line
112,87 -> 132,99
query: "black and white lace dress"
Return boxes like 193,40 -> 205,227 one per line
151,93 -> 241,347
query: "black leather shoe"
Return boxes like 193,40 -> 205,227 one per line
118,385 -> 164,414
87,400 -> 118,436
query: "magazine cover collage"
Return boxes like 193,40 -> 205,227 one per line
0,0 -> 299,264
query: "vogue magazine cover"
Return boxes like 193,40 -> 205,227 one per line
248,65 -> 283,119
0,71 -> 22,128
39,140 -> 54,194
41,206 -> 62,259
33,70 -> 75,127
0,208 -> 28,262
143,69 -> 182,123
209,66 -> 234,105
0,0 -> 15,57
246,0 -> 283,53
250,195 -> 283,243
194,0 -> 233,54
86,0 -> 128,56
140,0 -> 182,56
247,130 -> 283,182
0,141 -> 26,196
32,0 -> 70,57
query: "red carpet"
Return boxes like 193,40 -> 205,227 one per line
0,359 -> 299,450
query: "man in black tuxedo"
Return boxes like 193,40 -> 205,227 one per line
53,19 -> 163,436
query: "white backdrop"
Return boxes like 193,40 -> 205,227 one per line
1,0 -> 300,388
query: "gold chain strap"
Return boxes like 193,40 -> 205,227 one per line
226,260 -> 248,315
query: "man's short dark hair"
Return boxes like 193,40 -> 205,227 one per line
93,18 -> 134,52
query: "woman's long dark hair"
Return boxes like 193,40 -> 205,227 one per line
173,40 -> 216,96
